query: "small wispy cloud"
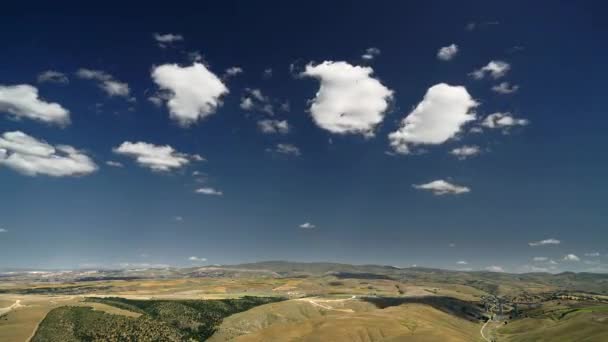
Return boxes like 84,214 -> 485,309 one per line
485,265 -> 505,272
529,238 -> 560,247
456,260 -> 468,265
195,187 -> 223,196
584,252 -> 600,257
362,47 -> 381,60
413,180 -> 470,195
563,254 -> 580,262
299,222 -> 316,229
153,33 -> 184,48
437,44 -> 458,61
188,256 -> 207,262
0,228 -> 7,233
533,257 -> 548,261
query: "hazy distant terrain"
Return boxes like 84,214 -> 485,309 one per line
1,261 -> 607,341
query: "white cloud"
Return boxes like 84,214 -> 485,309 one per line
584,252 -> 600,257
153,33 -> 184,48
151,63 -> 228,126
0,228 -> 7,233
195,187 -> 223,196
388,83 -> 477,154
76,69 -> 132,99
533,257 -> 549,262
563,254 -> 580,262
529,238 -> 561,247
187,51 -> 203,62
240,88 -> 273,115
450,145 -> 480,160
188,256 -> 207,262
301,61 -> 393,136
456,260 -> 468,265
485,265 -> 505,272
471,60 -> 510,79
263,68 -> 273,79
437,44 -> 458,61
481,112 -> 529,129
268,143 -> 301,156
113,141 -> 199,171
0,84 -> 70,125
105,160 -> 123,168
0,131 -> 97,177
224,66 -> 243,77
257,119 -> 289,134
37,70 -> 69,84
413,179 -> 470,195
299,222 -> 316,229
362,47 -> 381,60
492,82 -> 519,94
174,216 -> 184,222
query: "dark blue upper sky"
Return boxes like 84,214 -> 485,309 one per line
1,1 -> 607,272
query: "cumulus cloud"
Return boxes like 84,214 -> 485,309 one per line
37,70 -> 69,84
529,238 -> 560,247
388,83 -> 477,154
413,180 -> 470,195
0,85 -> 70,125
437,44 -> 459,61
362,47 -> 381,60
153,33 -> 184,48
563,254 -> 580,262
240,88 -> 274,115
0,228 -> 7,233
0,131 -> 97,177
267,143 -> 301,156
492,82 -> 519,94
195,187 -> 223,196
299,222 -> 316,229
151,63 -> 228,126
481,112 -> 529,129
485,265 -> 505,272
76,68 -> 132,99
533,257 -> 549,262
113,141 -> 200,171
301,61 -> 393,136
257,119 -> 289,134
188,256 -> 207,262
450,145 -> 480,160
471,60 -> 510,79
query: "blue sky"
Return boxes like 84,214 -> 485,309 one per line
1,1 -> 607,273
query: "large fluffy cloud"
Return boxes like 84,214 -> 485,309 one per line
113,141 -> 200,171
151,63 -> 228,126
301,61 -> 393,136
76,68 -> 132,99
0,131 -> 97,176
0,85 -> 70,125
388,83 -> 477,154
413,180 -> 470,195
